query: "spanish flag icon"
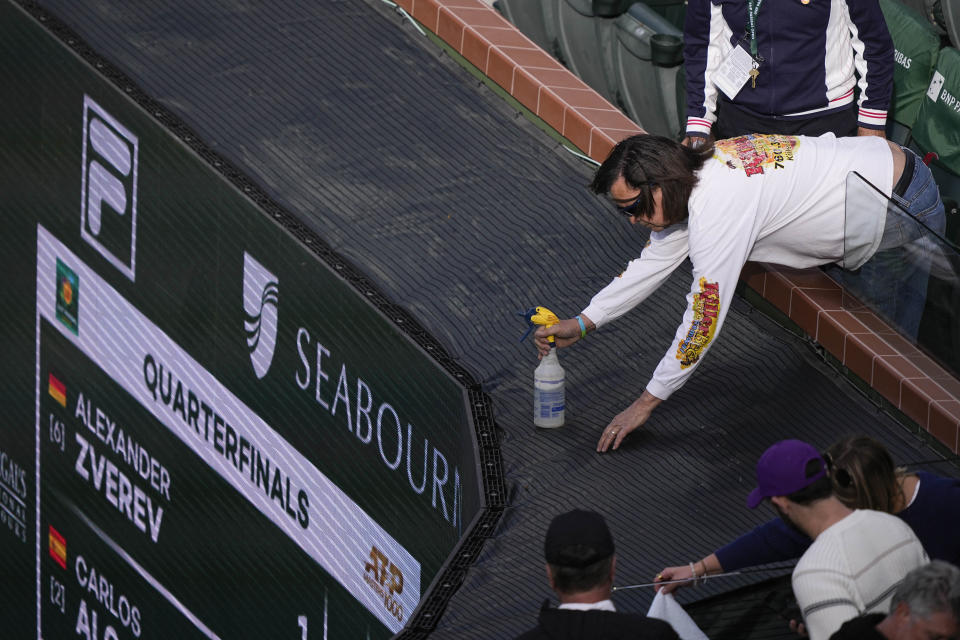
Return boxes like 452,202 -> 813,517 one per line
48,525 -> 66,569
48,373 -> 66,408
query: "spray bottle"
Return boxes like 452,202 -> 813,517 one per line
520,306 -> 566,428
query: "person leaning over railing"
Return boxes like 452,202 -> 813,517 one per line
533,134 -> 945,451
655,435 -> 960,591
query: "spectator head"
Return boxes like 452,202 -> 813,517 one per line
544,509 -> 616,597
826,435 -> 903,514
589,134 -> 713,227
747,439 -> 832,509
882,561 -> 960,639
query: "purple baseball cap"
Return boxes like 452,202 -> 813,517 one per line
746,439 -> 827,509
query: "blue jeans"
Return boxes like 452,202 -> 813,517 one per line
853,148 -> 946,339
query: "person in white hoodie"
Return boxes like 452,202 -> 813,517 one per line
533,134 -> 945,452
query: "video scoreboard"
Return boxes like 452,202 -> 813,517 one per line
0,3 -> 483,638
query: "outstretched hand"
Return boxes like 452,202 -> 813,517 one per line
533,317 -> 589,357
654,565 -> 695,593
655,555 -> 721,592
596,391 -> 663,452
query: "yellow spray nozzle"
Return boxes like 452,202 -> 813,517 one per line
530,306 -> 560,328
519,306 -> 560,344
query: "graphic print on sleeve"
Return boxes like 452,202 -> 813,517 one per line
714,135 -> 801,176
676,278 -> 720,369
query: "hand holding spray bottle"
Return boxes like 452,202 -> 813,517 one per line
519,306 -> 565,428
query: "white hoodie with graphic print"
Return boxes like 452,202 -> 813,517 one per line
581,133 -> 892,400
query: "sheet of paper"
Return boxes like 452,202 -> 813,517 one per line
647,590 -> 710,640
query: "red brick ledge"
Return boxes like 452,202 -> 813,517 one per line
743,263 -> 960,453
401,0 -> 960,453
394,0 -> 638,159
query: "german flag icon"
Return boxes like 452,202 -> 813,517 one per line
48,525 -> 66,569
48,373 -> 66,408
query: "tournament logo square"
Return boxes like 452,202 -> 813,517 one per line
55,258 -> 79,335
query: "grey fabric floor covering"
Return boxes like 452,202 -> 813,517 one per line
29,0 -> 958,637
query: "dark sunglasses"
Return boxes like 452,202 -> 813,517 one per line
614,182 -> 657,219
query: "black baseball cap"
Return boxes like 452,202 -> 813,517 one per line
544,509 -> 615,568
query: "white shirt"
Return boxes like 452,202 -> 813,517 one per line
792,509 -> 928,640
581,134 -> 893,400
557,599 -> 616,612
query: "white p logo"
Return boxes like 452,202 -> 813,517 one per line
81,95 -> 139,281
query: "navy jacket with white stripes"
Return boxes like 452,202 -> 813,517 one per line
684,0 -> 894,136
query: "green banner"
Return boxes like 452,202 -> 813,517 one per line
0,3 -> 482,638
879,0 -> 941,129
913,47 -> 960,175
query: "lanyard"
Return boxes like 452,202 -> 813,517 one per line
747,0 -> 764,57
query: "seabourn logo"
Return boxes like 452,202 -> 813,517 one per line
242,252 -> 279,379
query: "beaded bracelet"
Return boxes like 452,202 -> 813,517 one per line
690,561 -> 704,588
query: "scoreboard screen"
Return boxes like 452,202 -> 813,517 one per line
0,3 -> 483,638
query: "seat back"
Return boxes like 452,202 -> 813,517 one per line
496,0 -> 557,59
929,0 -> 960,49
638,0 -> 685,30
610,2 -> 684,136
547,0 -> 632,101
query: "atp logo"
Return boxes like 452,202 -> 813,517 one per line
81,95 -> 139,281
363,546 -> 405,623
243,252 -> 279,379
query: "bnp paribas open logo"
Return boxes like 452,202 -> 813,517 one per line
80,95 -> 139,281
242,252 -> 279,379
56,259 -> 79,336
